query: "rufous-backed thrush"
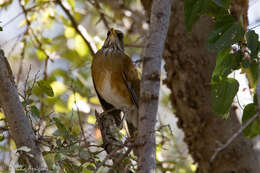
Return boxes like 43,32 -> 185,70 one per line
91,28 -> 140,137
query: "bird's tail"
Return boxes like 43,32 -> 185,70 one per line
125,108 -> 138,157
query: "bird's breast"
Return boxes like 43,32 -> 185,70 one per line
97,71 -> 130,109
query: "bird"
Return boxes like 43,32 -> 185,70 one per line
91,28 -> 140,138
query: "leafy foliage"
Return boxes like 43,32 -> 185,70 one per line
185,0 -> 260,137
184,0 -> 206,31
212,48 -> 241,78
211,77 -> 239,116
36,80 -> 54,97
246,30 -> 259,59
184,0 -> 226,31
242,103 -> 259,138
207,15 -> 244,51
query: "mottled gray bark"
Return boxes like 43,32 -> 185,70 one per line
137,0 -> 172,173
0,50 -> 49,173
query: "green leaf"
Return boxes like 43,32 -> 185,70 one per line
212,0 -> 230,8
242,103 -> 259,138
253,93 -> 258,105
75,35 -> 89,57
24,0 -> 29,6
212,48 -> 241,79
62,159 -> 82,173
31,105 -> 40,118
53,117 -> 64,129
54,153 -> 65,162
36,49 -> 47,60
0,136 -> 5,142
246,30 -> 259,59
68,0 -> 75,10
207,15 -> 244,51
36,0 -> 49,3
247,61 -> 259,88
0,26 -> 2,31
37,80 -> 54,97
64,26 -> 75,38
211,77 -> 239,116
87,115 -> 96,125
184,0 -> 206,31
56,139 -> 62,146
83,163 -> 96,173
86,164 -> 96,171
53,117 -> 68,136
184,0 -> 221,31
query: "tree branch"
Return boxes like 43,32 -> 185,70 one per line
93,0 -> 110,30
137,0 -> 172,172
56,0 -> 96,56
0,50 -> 49,172
210,111 -> 259,162
95,110 -> 132,172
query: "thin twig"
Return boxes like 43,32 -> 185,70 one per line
93,0 -> 109,29
107,147 -> 133,173
75,98 -> 86,140
43,55 -> 49,80
210,112 -> 260,162
18,0 -> 52,80
125,43 -> 145,48
233,72 -> 244,110
16,36 -> 27,85
0,31 -> 26,47
23,65 -> 32,116
93,145 -> 124,173
28,30 -> 51,80
6,33 -> 23,58
56,0 -> 96,56
2,1 -> 55,28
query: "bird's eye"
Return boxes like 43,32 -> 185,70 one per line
117,32 -> 123,40
107,31 -> 111,37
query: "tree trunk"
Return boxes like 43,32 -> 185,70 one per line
137,0 -> 172,172
142,0 -> 260,172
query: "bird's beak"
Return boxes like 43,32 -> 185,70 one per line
110,28 -> 117,37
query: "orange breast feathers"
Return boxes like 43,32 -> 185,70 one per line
91,51 -> 140,109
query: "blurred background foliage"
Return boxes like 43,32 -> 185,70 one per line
0,0 -> 195,172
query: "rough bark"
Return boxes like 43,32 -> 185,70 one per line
95,111 -> 132,173
137,0 -> 172,173
0,50 -> 49,173
142,0 -> 260,173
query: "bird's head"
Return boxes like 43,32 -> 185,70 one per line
102,28 -> 124,52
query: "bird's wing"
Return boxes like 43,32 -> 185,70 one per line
122,55 -> 140,108
122,56 -> 140,139
122,72 -> 139,108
